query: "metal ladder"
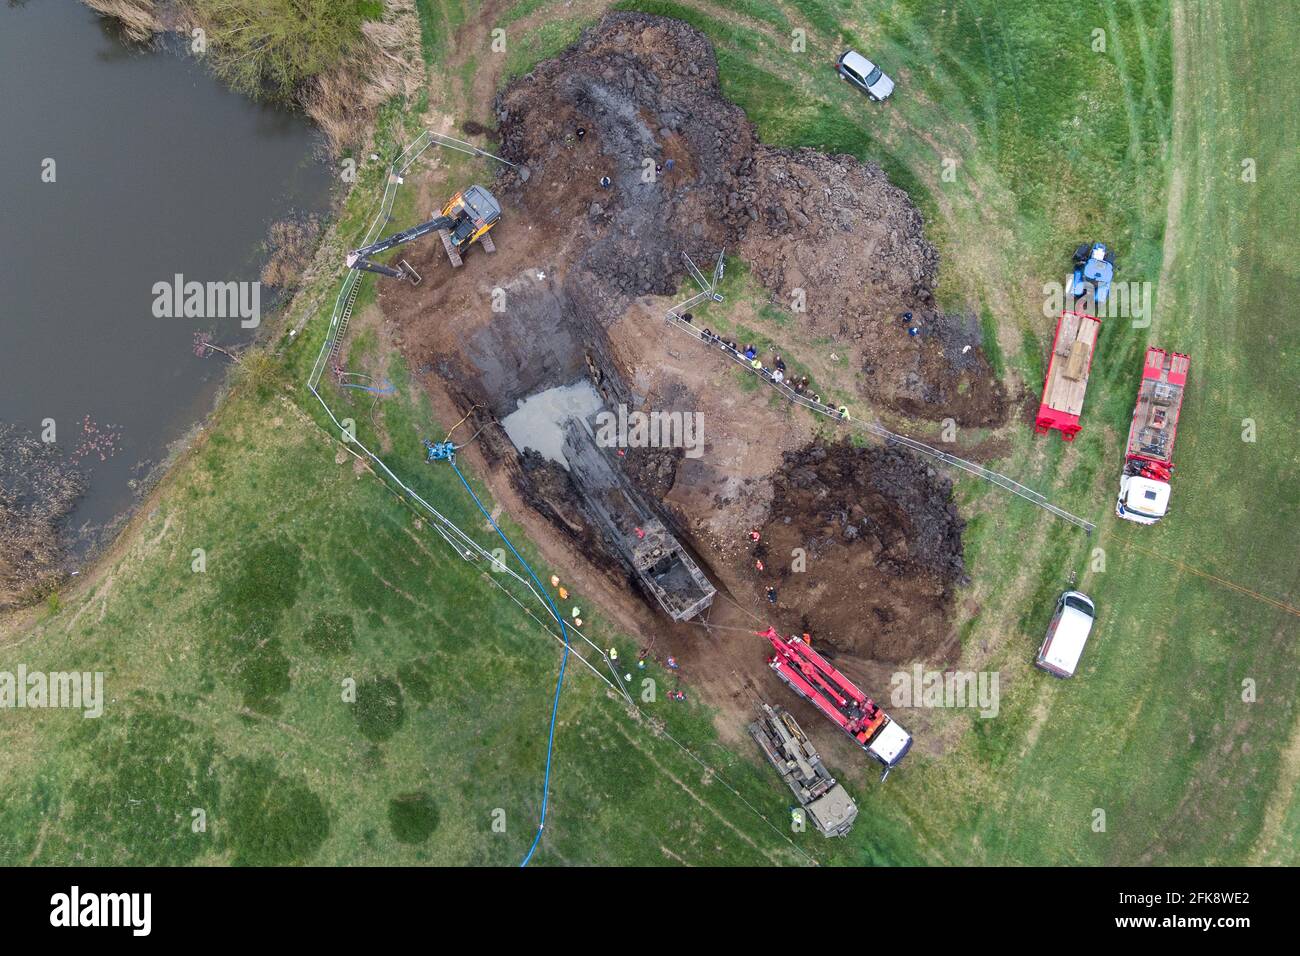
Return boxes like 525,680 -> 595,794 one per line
329,277 -> 362,365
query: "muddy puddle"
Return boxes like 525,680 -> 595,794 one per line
500,380 -> 605,468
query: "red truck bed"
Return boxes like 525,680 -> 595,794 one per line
1035,310 -> 1102,440
1125,347 -> 1190,466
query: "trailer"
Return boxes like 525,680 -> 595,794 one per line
1116,346 -> 1190,524
1035,310 -> 1101,440
748,703 -> 858,837
761,628 -> 911,779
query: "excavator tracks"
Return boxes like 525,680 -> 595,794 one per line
439,228 -> 463,268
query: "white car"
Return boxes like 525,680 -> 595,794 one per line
836,50 -> 895,101
1035,591 -> 1096,678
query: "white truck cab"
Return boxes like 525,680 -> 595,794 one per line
1035,590 -> 1096,678
1116,474 -> 1171,524
866,718 -> 912,780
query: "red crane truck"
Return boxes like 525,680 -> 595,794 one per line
1116,346 -> 1190,524
1035,310 -> 1102,440
761,628 -> 912,780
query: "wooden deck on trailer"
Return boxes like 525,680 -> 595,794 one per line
1043,310 -> 1101,416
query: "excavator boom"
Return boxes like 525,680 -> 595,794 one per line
347,215 -> 453,264
345,215 -> 454,278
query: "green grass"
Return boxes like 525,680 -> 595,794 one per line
2,0 -> 1296,867
0,377 -> 814,865
603,0 -> 1300,865
496,0 -> 551,26
500,15 -> 598,83
189,0 -> 384,102
929,0 -> 1298,866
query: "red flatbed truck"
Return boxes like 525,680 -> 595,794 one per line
1035,310 -> 1102,440
1116,346 -> 1190,524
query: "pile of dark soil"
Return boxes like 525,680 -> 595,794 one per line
740,148 -> 937,332
755,439 -> 965,664
493,12 -> 758,318
488,12 -> 1004,424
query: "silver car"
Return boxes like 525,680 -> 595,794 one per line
837,50 -> 895,101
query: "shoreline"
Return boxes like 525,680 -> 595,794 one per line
2,0 -> 424,617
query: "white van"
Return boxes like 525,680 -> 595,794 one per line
1035,590 -> 1096,678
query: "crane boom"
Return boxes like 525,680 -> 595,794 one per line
762,628 -> 912,779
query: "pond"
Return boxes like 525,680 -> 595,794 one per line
0,0 -> 335,552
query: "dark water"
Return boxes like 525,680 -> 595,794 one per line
0,1 -> 333,548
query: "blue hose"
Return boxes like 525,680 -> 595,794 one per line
442,449 -> 570,868
341,381 -> 396,395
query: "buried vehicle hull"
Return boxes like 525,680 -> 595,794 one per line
561,418 -> 715,620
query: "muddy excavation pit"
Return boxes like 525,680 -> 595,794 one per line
368,13 -> 1008,711
750,440 -> 966,666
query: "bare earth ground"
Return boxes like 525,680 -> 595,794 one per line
345,12 -> 1003,759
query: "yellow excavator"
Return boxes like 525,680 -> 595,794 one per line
345,185 -> 500,283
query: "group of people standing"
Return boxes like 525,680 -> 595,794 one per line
683,315 -> 851,422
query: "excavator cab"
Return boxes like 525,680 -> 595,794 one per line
444,185 -> 500,249
435,185 -> 500,267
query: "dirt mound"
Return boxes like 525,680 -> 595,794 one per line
874,309 -> 1009,427
493,12 -> 758,318
739,151 -> 1007,425
486,13 -> 1004,425
741,148 -> 936,330
755,439 -> 964,664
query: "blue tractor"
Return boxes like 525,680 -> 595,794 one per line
1071,242 -> 1115,308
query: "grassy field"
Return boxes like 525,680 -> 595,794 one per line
1,0 -> 1295,866
610,0 -> 1298,865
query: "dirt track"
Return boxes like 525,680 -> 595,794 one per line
365,13 -> 1007,744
